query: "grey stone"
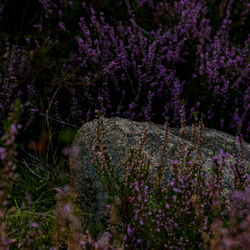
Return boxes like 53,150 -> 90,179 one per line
69,117 -> 250,227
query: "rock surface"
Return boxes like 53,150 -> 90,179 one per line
69,117 -> 250,227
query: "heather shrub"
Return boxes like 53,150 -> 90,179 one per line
85,106 -> 250,249
1,0 -> 249,142
39,0 -> 250,141
0,0 -> 250,248
1,102 -> 250,249
0,100 -> 22,247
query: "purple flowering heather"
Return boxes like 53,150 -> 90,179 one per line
0,0 -> 248,142
0,44 -> 29,114
73,3 -> 186,125
47,0 -> 247,141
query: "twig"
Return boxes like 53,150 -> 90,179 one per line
38,112 -> 80,128
45,83 -> 62,148
17,159 -> 55,176
22,159 -> 54,185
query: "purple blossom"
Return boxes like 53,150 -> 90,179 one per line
58,22 -> 65,30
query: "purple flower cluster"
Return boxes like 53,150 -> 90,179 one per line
0,43 -> 40,129
0,44 -> 28,113
73,2 -> 186,124
103,120 -> 250,248
59,0 -> 249,140
1,0 -> 249,141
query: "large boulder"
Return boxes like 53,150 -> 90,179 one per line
69,117 -> 250,228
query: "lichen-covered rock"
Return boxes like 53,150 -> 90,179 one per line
69,117 -> 250,228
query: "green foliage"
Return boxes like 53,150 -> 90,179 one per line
58,128 -> 77,144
